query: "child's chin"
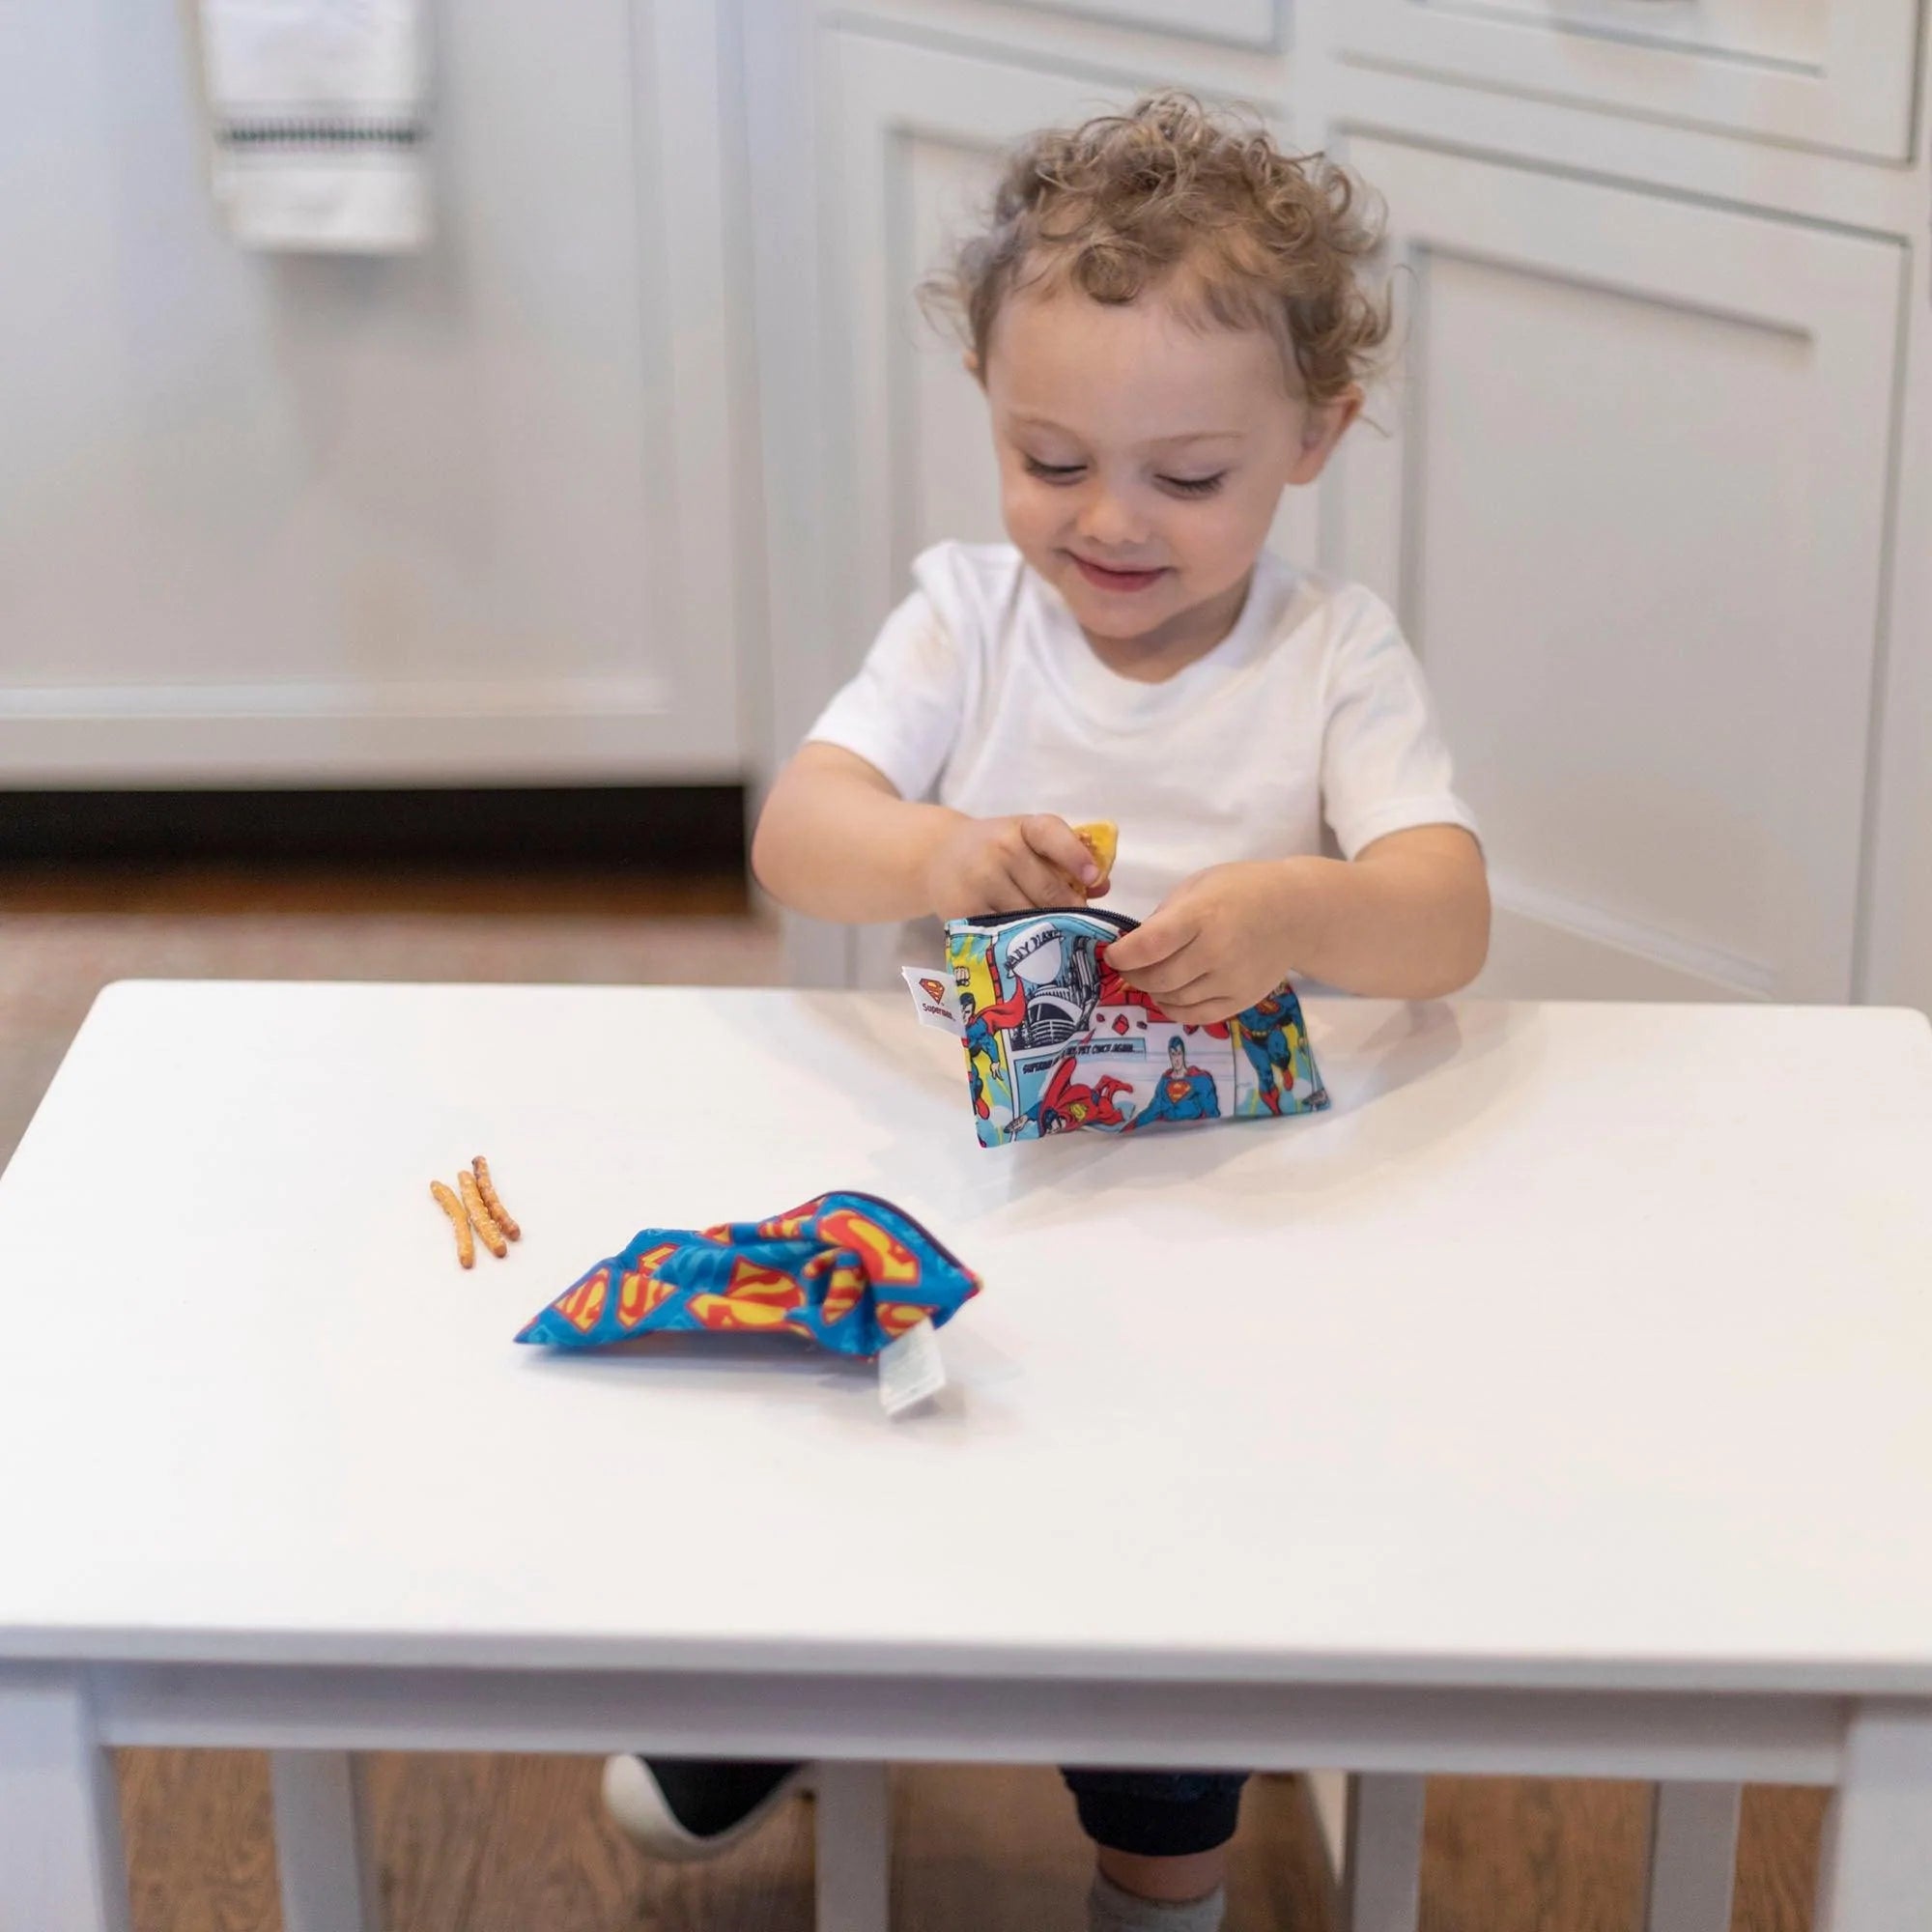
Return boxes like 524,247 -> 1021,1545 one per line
1064,582 -> 1180,638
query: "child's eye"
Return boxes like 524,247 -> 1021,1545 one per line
1023,456 -> 1087,484
1158,472 -> 1228,497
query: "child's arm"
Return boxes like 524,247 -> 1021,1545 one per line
753,743 -> 1102,923
1106,825 -> 1490,1017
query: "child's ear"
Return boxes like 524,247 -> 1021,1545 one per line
1289,385 -> 1363,485
962,349 -> 983,386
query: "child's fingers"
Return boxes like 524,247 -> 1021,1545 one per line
1107,906 -> 1198,974
1021,814 -> 1103,891
1007,850 -> 1079,909
1125,949 -> 1215,1000
1157,977 -> 1231,1022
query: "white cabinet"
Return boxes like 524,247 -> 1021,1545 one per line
0,0 -> 744,784
1332,0 -> 1924,160
1332,138 -> 1904,1002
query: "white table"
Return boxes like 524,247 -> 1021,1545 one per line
4,982 -> 1932,1932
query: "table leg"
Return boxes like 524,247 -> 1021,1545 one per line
270,1750 -> 381,1932
1815,1700 -> 1932,1932
814,1760 -> 891,1932
1342,1774 -> 1425,1932
1642,1782 -> 1740,1932
0,1665 -> 130,1932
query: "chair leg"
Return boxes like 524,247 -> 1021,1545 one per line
1342,1774 -> 1425,1932
1642,1782 -> 1740,1932
270,1750 -> 381,1932
814,1760 -> 890,1932
1306,1770 -> 1351,1889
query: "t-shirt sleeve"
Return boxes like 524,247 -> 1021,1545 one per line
804,586 -> 967,803
1320,595 -> 1481,860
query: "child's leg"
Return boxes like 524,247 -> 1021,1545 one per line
1096,1847 -> 1229,1902
1063,1770 -> 1247,1930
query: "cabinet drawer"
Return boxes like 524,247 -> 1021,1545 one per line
1333,0 -> 1922,160
999,0 -> 1280,50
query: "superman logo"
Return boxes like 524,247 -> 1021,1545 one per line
558,1266 -> 610,1333
874,1301 -> 930,1340
816,1207 -> 922,1287
920,978 -> 949,1004
617,1242 -> 680,1327
688,1293 -> 809,1336
724,1255 -> 805,1312
818,1259 -> 867,1325
753,1199 -> 822,1241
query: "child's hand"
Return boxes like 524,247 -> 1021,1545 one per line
923,812 -> 1104,919
1106,861 -> 1315,1022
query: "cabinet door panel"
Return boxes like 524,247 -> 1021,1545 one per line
1335,139 -> 1903,1001
1333,0 -> 1923,160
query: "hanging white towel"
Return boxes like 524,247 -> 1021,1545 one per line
197,0 -> 430,252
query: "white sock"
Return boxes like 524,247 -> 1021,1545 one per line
1087,1872 -> 1226,1932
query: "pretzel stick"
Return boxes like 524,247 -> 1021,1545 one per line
430,1180 -> 475,1269
458,1170 -> 507,1259
471,1155 -> 521,1241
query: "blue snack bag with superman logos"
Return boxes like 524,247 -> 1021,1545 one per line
945,908 -> 1328,1149
516,1192 -> 979,1360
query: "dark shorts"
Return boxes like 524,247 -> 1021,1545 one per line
1060,1768 -> 1250,1858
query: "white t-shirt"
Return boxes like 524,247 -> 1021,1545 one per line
808,540 -> 1477,930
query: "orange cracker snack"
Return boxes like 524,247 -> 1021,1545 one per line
471,1155 -> 521,1241
459,1170 -> 508,1260
1073,819 -> 1118,883
431,1179 -> 475,1269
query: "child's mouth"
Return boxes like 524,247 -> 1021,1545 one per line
1068,554 -> 1169,594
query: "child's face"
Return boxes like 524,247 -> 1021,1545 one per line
981,282 -> 1356,649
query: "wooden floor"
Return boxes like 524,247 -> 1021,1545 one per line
116,1756 -> 1827,1932
6,867 -> 1831,1932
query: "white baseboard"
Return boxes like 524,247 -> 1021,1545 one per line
0,680 -> 743,786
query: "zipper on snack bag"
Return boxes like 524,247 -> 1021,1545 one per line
954,906 -> 1136,933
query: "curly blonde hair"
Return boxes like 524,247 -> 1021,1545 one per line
926,92 -> 1389,407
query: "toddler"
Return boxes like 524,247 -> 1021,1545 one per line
609,92 -> 1489,1932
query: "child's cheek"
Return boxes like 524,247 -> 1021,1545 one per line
1002,480 -> 1063,555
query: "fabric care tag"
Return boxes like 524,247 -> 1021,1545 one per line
878,1316 -> 947,1417
901,966 -> 961,1037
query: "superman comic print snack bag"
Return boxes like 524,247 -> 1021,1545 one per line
946,908 -> 1328,1150
516,1192 -> 979,1360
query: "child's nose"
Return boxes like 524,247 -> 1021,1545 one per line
1076,490 -> 1151,551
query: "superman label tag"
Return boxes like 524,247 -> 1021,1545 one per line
901,966 -> 961,1036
